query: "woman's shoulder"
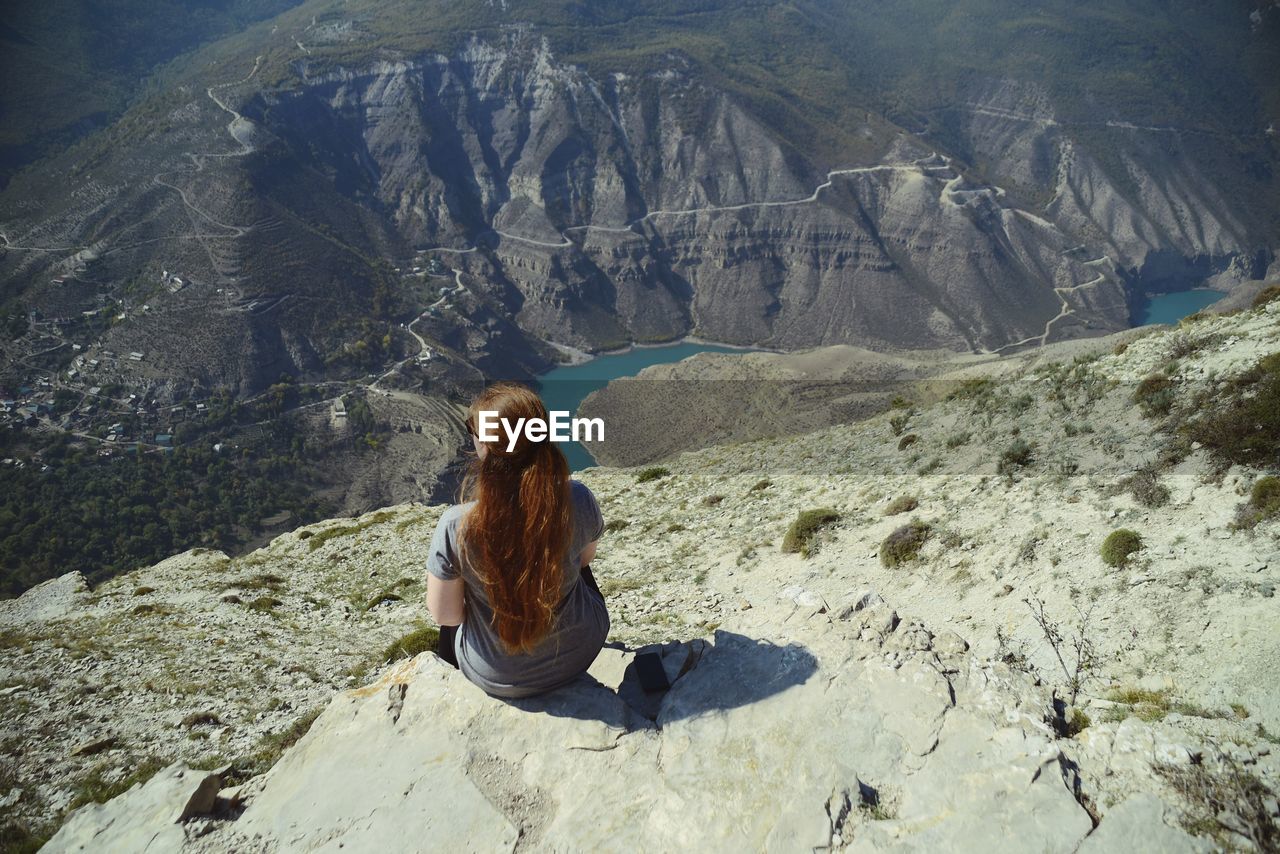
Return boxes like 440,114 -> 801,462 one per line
568,479 -> 604,538
435,501 -> 475,531
568,479 -> 598,504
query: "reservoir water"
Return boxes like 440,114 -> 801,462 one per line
1137,289 -> 1226,326
537,341 -> 749,471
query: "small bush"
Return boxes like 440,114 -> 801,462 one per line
181,711 -> 223,728
1155,757 -> 1279,852
1251,476 -> 1280,515
884,495 -> 918,515
1113,341 -> 1129,356
890,395 -> 912,409
1186,354 -> 1280,464
897,433 -> 918,451
1133,374 -> 1175,417
945,431 -> 970,449
1252,284 -> 1280,308
947,377 -> 992,401
1065,708 -> 1091,736
880,520 -> 931,567
749,479 -> 771,492
383,624 -> 439,663
1119,468 -> 1171,508
701,494 -> 725,507
1236,475 -> 1280,530
604,519 -> 630,533
782,508 -> 841,557
1165,331 -> 1202,359
889,413 -> 911,436
1100,529 -> 1143,568
997,439 -> 1034,475
363,592 -> 402,611
132,586 -> 155,596
247,596 -> 283,613
1107,686 -> 1170,721
636,466 -> 670,483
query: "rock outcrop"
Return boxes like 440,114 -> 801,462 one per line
44,595 -> 1196,852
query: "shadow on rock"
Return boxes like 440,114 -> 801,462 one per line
504,630 -> 819,729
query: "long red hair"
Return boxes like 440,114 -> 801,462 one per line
458,382 -> 572,654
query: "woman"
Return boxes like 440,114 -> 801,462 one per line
425,382 -> 609,698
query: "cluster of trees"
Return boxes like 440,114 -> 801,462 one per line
323,320 -> 398,372
0,439 -> 334,597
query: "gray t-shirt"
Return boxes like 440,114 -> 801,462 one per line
426,479 -> 609,698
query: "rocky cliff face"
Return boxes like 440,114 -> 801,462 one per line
5,299 -> 1279,850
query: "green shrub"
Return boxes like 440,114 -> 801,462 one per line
132,586 -> 155,596
889,413 -> 911,436
363,591 -> 402,611
1065,708 -> 1092,736
1251,476 -> 1280,515
1186,354 -> 1280,464
1133,374 -> 1175,417
884,495 -> 918,515
636,466 -> 670,484
247,596 -> 283,612
604,519 -> 630,533
945,431 -> 971,449
1100,529 -> 1143,568
1236,475 -> 1280,530
701,494 -> 725,507
749,479 -> 771,492
880,520 -> 931,567
782,508 -> 841,557
947,377 -> 992,401
997,439 -> 1034,475
382,624 -> 439,663
897,433 -> 918,451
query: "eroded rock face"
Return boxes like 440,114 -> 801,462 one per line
5,33 -> 1270,403
265,40 -> 1134,354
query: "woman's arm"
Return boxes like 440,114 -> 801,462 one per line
579,539 -> 598,568
426,575 -> 465,626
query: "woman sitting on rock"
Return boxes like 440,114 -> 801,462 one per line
425,381 -> 609,698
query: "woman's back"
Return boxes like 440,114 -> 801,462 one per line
427,479 -> 608,698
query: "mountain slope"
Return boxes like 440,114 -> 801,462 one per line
3,297 -> 1278,849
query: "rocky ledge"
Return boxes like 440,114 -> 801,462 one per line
43,591 -> 1225,853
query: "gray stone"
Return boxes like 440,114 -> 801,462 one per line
1077,793 -> 1210,853
69,736 -> 116,757
209,616 -> 1093,852
43,763 -> 217,853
